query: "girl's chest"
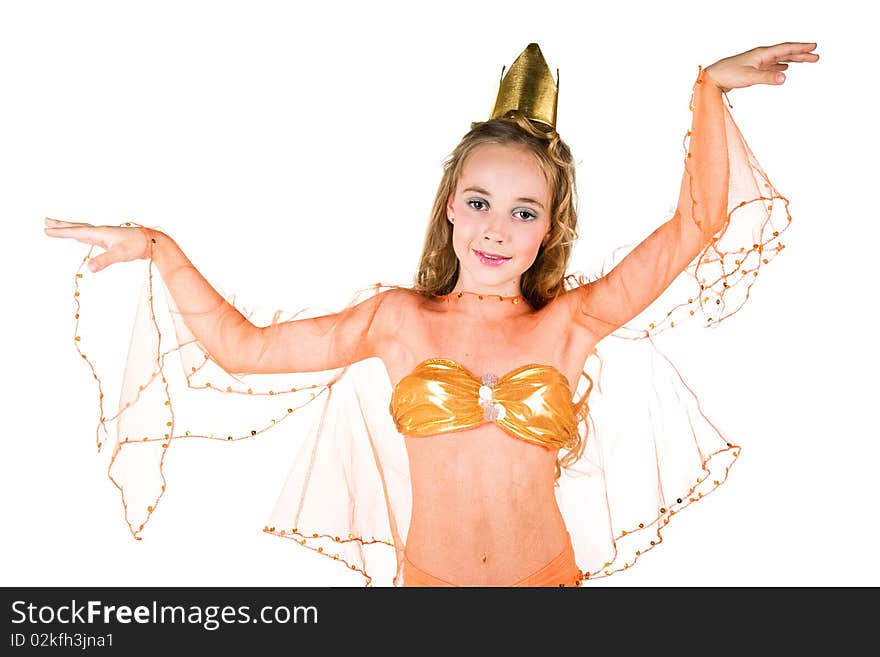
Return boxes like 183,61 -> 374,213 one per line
383,301 -> 596,394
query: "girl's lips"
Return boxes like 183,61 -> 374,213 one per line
474,249 -> 511,266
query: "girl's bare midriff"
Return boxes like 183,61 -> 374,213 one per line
382,289 -> 595,585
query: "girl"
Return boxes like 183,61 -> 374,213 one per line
44,41 -> 818,586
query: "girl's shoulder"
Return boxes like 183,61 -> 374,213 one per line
380,285 -> 440,310
376,285 -> 425,308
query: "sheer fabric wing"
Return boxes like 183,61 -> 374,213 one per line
71,254 -> 404,584
558,65 -> 787,579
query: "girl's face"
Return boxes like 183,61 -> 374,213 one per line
446,143 -> 551,297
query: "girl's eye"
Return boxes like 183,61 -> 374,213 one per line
467,199 -> 537,221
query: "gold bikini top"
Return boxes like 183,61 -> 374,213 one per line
389,357 -> 583,450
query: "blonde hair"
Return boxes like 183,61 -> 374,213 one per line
414,110 -> 579,308
413,110 -> 587,479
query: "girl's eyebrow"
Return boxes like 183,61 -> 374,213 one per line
463,186 -> 545,210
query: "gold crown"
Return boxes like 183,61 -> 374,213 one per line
489,43 -> 559,131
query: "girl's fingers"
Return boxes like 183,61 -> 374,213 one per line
44,225 -> 106,248
762,43 -> 819,64
775,53 -> 820,63
753,43 -> 818,78
44,226 -> 85,241
770,41 -> 818,54
44,217 -> 93,227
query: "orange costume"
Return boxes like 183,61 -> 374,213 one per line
391,358 -> 585,586
60,45 -> 789,586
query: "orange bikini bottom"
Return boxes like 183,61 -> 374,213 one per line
401,536 -> 582,587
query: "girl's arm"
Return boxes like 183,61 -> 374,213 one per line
565,42 -> 818,342
227,284 -> 396,376
567,67 -> 726,341
145,228 -> 392,376
45,219 -> 390,375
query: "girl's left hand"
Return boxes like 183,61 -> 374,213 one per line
704,42 -> 819,93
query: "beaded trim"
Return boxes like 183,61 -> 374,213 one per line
434,290 -> 523,304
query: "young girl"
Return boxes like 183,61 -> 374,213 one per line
44,41 -> 818,587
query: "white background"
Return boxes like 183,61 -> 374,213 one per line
3,0 -> 876,587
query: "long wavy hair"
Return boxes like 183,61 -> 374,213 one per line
413,110 -> 588,479
414,110 -> 579,309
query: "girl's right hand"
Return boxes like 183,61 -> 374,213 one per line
43,217 -> 152,272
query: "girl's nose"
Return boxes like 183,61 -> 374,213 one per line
481,213 -> 507,242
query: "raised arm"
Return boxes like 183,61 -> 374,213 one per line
565,42 -> 818,342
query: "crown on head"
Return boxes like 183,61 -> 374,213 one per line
489,43 -> 559,131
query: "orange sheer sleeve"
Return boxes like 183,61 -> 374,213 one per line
571,65 -> 788,341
